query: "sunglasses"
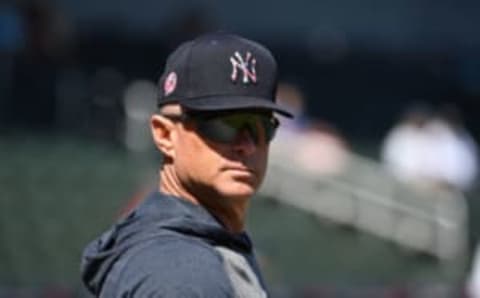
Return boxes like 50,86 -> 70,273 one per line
161,111 -> 280,145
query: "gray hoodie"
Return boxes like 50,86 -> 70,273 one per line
81,191 -> 268,298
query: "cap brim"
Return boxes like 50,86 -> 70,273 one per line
178,96 -> 294,118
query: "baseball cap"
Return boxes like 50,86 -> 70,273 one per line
157,32 -> 294,118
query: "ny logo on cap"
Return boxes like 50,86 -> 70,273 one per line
230,51 -> 257,84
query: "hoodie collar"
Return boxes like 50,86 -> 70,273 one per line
81,191 -> 253,295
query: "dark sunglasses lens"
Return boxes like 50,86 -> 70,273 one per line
262,117 -> 277,141
196,119 -> 238,143
195,114 -> 278,144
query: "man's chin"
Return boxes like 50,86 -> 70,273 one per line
219,182 -> 257,200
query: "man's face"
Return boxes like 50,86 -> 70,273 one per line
171,111 -> 272,203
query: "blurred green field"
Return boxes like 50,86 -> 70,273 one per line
0,134 -> 157,287
0,134 -> 467,295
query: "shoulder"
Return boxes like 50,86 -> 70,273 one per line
125,236 -> 225,274
102,236 -> 233,298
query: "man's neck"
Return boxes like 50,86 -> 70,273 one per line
159,168 -> 249,233
198,194 -> 249,233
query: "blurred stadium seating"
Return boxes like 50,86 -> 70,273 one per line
0,135 -> 157,297
0,135 -> 470,297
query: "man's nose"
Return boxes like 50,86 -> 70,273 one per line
232,127 -> 257,155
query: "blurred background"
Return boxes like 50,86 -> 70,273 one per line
1,0 -> 480,297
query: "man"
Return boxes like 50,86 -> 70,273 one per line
81,32 -> 293,297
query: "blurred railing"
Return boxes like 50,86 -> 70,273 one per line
261,140 -> 468,263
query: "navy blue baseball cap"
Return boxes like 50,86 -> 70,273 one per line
157,32 -> 294,118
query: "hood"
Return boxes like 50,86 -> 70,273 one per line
80,191 -> 253,296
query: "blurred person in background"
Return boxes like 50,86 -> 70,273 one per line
275,82 -> 307,135
381,102 -> 478,192
122,79 -> 158,152
19,0 -> 74,60
271,81 -> 307,156
432,103 -> 478,192
272,82 -> 349,176
294,119 -> 350,176
0,1 -> 24,54
81,32 -> 293,297
8,0 -> 75,129
0,0 -> 25,126
381,103 -> 433,188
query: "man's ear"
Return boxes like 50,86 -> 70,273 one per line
151,114 -> 176,158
